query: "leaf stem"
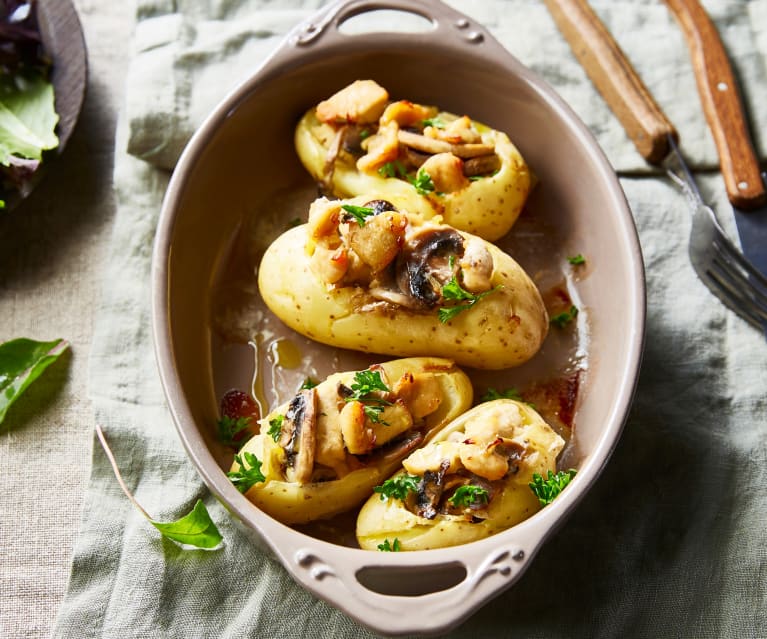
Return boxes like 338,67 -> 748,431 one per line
95,424 -> 152,521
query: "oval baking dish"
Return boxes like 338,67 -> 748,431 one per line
152,0 -> 645,635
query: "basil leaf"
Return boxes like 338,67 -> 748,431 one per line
150,500 -> 223,549
0,337 -> 69,424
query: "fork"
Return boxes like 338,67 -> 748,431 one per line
544,0 -> 767,329
663,140 -> 767,330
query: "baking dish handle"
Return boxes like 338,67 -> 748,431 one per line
282,518 -> 552,636
285,0 -> 495,50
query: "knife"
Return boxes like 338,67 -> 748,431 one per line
663,0 -> 767,279
543,0 -> 767,330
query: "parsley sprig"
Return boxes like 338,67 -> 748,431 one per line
422,117 -> 446,129
373,473 -> 420,501
227,452 -> 266,493
377,538 -> 402,552
480,387 -> 523,403
341,204 -> 374,227
448,485 -> 489,508
266,415 -> 284,442
438,271 -> 500,323
410,167 -> 435,196
216,416 -> 251,447
550,305 -> 579,328
568,254 -> 586,265
378,160 -> 408,179
344,369 -> 392,424
299,377 -> 318,390
529,469 -> 577,506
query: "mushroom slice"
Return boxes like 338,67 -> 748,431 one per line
463,153 -> 501,177
279,388 -> 318,484
398,130 -> 495,159
396,227 -> 464,308
413,459 -> 450,520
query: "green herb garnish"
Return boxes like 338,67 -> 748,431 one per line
227,451 -> 266,493
345,369 -> 392,424
377,538 -> 402,552
438,274 -> 500,323
216,415 -> 251,447
422,117 -> 446,129
299,377 -> 319,390
373,473 -> 420,501
410,167 -> 435,195
0,337 -> 69,426
96,425 -> 222,549
266,414 -> 284,442
448,485 -> 489,508
568,254 -> 586,265
529,469 -> 577,506
359,128 -> 371,140
480,387 -> 523,403
341,204 -> 375,227
378,160 -> 408,179
550,305 -> 579,328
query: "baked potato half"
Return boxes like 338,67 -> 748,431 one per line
294,79 -> 532,241
258,196 -> 548,369
356,399 -> 565,550
229,357 -> 473,524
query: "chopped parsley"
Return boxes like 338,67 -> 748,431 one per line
422,117 -> 446,129
373,473 -> 420,501
216,416 -> 251,447
345,369 -> 392,424
438,272 -> 500,323
568,253 -> 586,265
266,415 -> 284,442
448,485 -> 489,508
529,469 -> 577,506
480,387 -> 523,403
359,128 -> 371,140
550,305 -> 579,328
377,538 -> 402,552
227,451 -> 266,493
410,167 -> 435,196
299,377 -> 318,390
341,204 -> 374,227
377,160 -> 408,179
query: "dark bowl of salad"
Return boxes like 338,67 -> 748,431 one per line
0,0 -> 86,211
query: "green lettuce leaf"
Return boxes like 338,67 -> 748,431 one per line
0,74 -> 59,165
0,337 -> 69,424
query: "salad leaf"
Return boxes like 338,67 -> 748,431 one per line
0,337 -> 68,424
0,73 -> 58,164
95,425 -> 223,550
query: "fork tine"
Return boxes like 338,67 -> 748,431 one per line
707,209 -> 767,292
709,260 -> 767,319
702,270 -> 767,329
711,248 -> 767,307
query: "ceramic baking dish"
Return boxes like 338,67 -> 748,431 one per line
152,0 -> 645,635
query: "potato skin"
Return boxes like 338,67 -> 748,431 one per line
356,400 -> 565,551
294,108 -> 532,242
233,357 -> 473,525
258,223 -> 548,370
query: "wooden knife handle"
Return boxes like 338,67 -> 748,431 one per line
543,0 -> 677,164
664,0 -> 766,209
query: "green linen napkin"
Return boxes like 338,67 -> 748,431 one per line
54,1 -> 767,637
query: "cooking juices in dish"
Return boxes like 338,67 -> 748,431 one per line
356,399 -> 564,550
258,195 -> 548,369
230,357 -> 472,524
294,80 -> 533,242
210,81 -> 587,549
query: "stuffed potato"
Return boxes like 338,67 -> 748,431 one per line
294,79 -> 533,241
356,399 -> 565,550
230,357 -> 473,524
258,196 -> 548,369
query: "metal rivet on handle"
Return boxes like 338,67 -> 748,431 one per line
717,81 -> 728,91
738,181 -> 749,191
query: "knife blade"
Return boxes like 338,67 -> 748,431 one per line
663,0 -> 767,278
542,0 -> 767,330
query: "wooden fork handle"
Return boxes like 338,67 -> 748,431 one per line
664,0 -> 766,209
543,0 -> 677,164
